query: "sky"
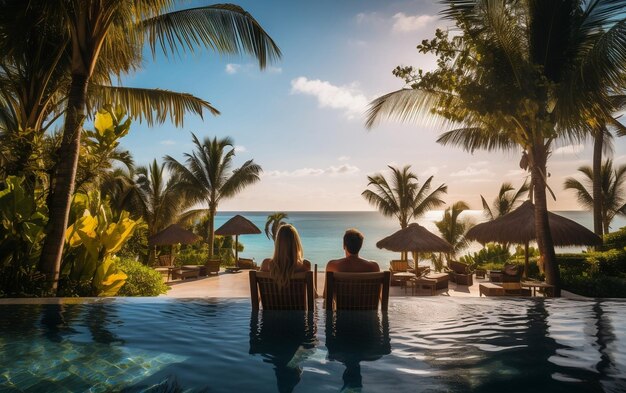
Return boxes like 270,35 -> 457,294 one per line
111,0 -> 626,211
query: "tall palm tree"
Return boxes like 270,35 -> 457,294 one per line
265,212 -> 289,241
564,160 -> 626,234
481,181 -> 529,220
362,165 -> 447,260
365,0 -> 626,295
165,134 -> 262,258
435,201 -> 472,259
25,1 -> 281,290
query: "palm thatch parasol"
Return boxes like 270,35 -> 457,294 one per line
148,224 -> 201,246
377,223 -> 453,268
215,214 -> 262,264
466,200 -> 601,276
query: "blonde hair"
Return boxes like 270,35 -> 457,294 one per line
269,224 -> 303,288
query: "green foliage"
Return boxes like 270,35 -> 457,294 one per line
116,258 -> 168,296
587,249 -> 626,277
435,201 -> 472,257
460,243 -> 510,269
0,176 -> 49,296
481,182 -> 529,220
265,212 -> 289,241
601,227 -> 626,251
59,192 -> 138,297
176,245 -> 209,266
561,275 -> 626,298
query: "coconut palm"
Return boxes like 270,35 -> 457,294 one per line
165,134 -> 262,258
564,160 -> 626,234
365,0 -> 626,295
21,1 -> 281,290
362,165 -> 447,260
265,212 -> 289,241
435,201 -> 472,258
481,181 -> 529,220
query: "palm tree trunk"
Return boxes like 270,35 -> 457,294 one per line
530,144 -> 560,297
38,73 -> 89,292
592,128 -> 604,236
207,205 -> 216,259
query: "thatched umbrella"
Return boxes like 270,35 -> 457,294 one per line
466,200 -> 601,276
377,223 -> 453,269
215,214 -> 261,265
148,224 -> 201,246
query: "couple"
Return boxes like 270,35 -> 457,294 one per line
260,225 -> 379,287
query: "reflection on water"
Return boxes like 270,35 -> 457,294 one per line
325,311 -> 391,392
249,310 -> 317,393
0,298 -> 625,392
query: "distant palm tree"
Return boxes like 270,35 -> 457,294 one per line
362,165 -> 447,260
481,181 -> 529,220
435,201 -> 472,259
166,134 -> 262,258
265,212 -> 289,241
564,160 -> 626,234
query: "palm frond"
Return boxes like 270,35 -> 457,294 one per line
365,88 -> 451,129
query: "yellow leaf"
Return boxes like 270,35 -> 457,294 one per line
66,214 -> 98,247
101,217 -> 137,254
94,110 -> 113,135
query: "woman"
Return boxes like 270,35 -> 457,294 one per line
260,224 -> 311,287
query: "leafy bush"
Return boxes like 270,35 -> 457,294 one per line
460,243 -> 510,268
600,227 -> 626,251
586,249 -> 626,277
561,275 -> 626,298
117,258 -> 168,296
176,245 -> 209,266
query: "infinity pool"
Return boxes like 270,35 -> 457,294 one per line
0,298 -> 624,392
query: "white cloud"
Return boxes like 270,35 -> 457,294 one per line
419,166 -> 440,177
160,140 -> 176,145
225,63 -> 241,74
338,155 -> 350,161
450,166 -> 493,177
290,77 -> 369,119
392,13 -> 437,33
505,169 -> 527,178
265,164 -> 360,178
553,144 -> 584,155
355,12 -> 383,25
234,145 -> 247,153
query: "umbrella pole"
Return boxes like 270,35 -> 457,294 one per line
235,234 -> 239,267
524,241 -> 529,279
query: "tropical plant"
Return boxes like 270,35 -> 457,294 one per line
481,181 -> 529,220
564,160 -> 626,234
265,212 -> 289,240
0,176 -> 48,296
60,192 -> 138,297
116,257 -> 168,296
17,0 -> 281,292
460,243 -> 511,269
365,1 -> 626,295
165,134 -> 262,258
435,201 -> 472,258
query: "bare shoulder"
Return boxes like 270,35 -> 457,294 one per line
260,258 -> 271,272
326,259 -> 341,272
368,260 -> 381,272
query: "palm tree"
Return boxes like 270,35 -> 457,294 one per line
25,1 -> 281,290
435,201 -> 472,259
265,212 -> 289,241
481,181 -> 529,220
362,165 -> 447,260
365,1 -> 626,295
564,160 -> 626,234
165,134 -> 262,258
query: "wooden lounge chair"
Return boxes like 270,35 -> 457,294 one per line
171,266 -> 200,280
389,260 -> 414,286
325,271 -> 390,312
158,254 -> 174,267
447,260 -> 473,286
249,271 -> 315,311
238,257 -> 258,270
204,258 -> 221,275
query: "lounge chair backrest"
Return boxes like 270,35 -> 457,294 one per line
325,271 -> 390,312
249,271 -> 315,311
238,258 -> 257,270
448,260 -> 469,274
389,260 -> 412,272
158,254 -> 173,267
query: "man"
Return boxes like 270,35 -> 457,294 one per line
326,229 -> 380,272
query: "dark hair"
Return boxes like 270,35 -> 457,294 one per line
343,229 -> 364,255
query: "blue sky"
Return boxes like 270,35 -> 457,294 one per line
113,0 -> 626,211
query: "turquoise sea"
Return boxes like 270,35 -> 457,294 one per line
215,211 -> 625,270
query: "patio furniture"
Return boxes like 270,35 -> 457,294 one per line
238,257 -> 258,270
393,272 -> 416,292
158,254 -> 174,267
325,271 -> 391,311
249,271 -> 315,311
479,283 -> 505,297
204,259 -> 221,275
521,280 -> 555,297
171,266 -> 201,280
447,260 -> 473,286
410,277 -> 436,296
489,264 -> 521,283
475,269 -> 486,279
424,272 -> 449,291
389,259 -> 414,286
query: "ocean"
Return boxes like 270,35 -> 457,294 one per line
215,211 -> 625,270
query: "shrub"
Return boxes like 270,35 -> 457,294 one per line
561,275 -> 626,298
586,249 -> 626,277
556,254 -> 591,277
600,227 -> 626,251
460,243 -> 510,269
176,246 -> 208,266
117,258 -> 168,296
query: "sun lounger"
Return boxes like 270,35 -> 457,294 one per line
325,271 -> 390,311
249,271 -> 315,311
171,266 -> 200,280
479,283 -> 505,296
447,260 -> 473,286
424,272 -> 449,291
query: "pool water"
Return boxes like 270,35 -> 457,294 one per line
0,298 -> 624,392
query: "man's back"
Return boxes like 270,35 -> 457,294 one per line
326,256 -> 380,273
